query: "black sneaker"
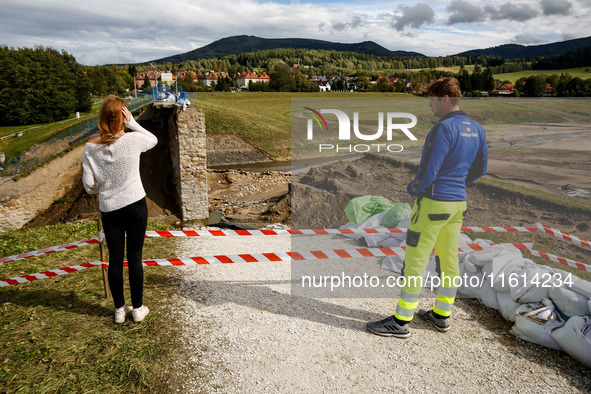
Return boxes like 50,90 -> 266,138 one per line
418,309 -> 450,332
366,315 -> 410,338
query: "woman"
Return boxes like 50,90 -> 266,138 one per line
83,95 -> 158,323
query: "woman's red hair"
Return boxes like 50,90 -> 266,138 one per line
98,95 -> 125,140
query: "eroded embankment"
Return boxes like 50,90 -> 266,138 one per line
1,107 -> 184,231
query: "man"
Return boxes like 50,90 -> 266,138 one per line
367,77 -> 488,338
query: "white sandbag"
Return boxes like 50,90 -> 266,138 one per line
477,274 -> 499,310
381,255 -> 404,274
458,270 -> 483,298
459,233 -> 472,243
510,299 -> 565,351
462,257 -> 478,273
458,234 -> 473,248
510,263 -> 551,303
549,286 -> 591,317
464,242 -> 496,267
458,251 -> 470,267
466,242 -> 525,269
570,278 -> 591,298
357,211 -> 387,229
482,262 -> 493,278
551,315 -> 591,368
497,291 -> 521,322
491,256 -> 524,293
340,212 -> 388,241
397,218 -> 410,229
379,234 -> 406,248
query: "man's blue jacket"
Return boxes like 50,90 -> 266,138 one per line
407,110 -> 488,201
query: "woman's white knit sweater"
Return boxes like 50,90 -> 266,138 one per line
82,118 -> 158,212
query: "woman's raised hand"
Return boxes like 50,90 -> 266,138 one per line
122,107 -> 132,124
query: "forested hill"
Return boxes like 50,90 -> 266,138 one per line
456,35 -> 591,58
152,35 -> 425,63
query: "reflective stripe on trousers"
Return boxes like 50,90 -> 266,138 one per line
394,197 -> 466,322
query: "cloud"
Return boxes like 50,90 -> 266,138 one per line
486,2 -> 539,21
540,0 -> 573,16
510,34 -> 548,44
1,0 -> 590,63
447,0 -> 485,24
331,15 -> 365,31
391,3 -> 435,31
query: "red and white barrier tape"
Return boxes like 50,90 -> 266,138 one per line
0,238 -> 100,265
143,226 -> 537,238
0,261 -> 104,287
0,225 -> 539,265
535,222 -> 590,249
0,242 -> 525,287
525,248 -> 591,273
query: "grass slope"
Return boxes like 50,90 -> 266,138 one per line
0,220 -> 179,392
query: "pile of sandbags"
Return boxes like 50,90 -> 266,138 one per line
338,198 -> 591,368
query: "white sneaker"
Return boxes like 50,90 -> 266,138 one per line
114,305 -> 133,324
132,305 -> 150,322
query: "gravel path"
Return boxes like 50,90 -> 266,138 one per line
165,231 -> 591,393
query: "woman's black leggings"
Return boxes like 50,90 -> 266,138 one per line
101,197 -> 148,309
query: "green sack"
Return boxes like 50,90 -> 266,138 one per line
345,195 -> 393,224
381,203 -> 412,228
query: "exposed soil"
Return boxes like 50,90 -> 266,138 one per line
22,168 -> 292,230
207,134 -> 272,167
207,169 -> 290,227
293,155 -> 589,232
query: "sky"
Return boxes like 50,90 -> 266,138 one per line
1,0 -> 590,65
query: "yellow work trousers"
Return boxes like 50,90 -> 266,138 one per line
394,197 -> 466,322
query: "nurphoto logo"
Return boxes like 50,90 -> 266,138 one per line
303,107 -> 418,153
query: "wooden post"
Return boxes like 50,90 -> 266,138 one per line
97,217 -> 110,298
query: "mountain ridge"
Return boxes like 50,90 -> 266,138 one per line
151,35 -> 425,63
455,35 -> 591,58
149,34 -> 591,65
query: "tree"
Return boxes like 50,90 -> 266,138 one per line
179,73 -> 195,91
457,67 -> 472,92
524,75 -> 546,97
482,67 -> 495,91
470,64 -> 483,91
269,64 -> 295,92
0,46 -> 91,125
143,74 -> 151,91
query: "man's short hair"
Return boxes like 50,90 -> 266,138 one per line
427,77 -> 462,104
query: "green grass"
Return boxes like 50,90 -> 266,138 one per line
0,98 -> 104,159
406,65 -> 591,83
195,92 -> 591,160
0,220 -> 180,392
0,117 -> 91,158
195,91 -> 409,160
494,67 -> 591,83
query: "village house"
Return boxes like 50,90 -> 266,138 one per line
177,70 -> 203,83
135,71 -> 161,89
236,70 -> 271,89
203,71 -> 229,87
492,83 -> 516,95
